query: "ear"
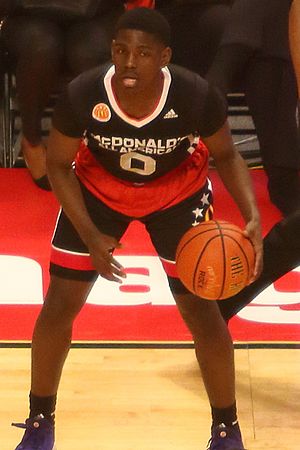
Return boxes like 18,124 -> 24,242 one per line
161,46 -> 172,67
111,40 -> 116,63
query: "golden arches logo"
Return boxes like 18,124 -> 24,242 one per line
92,103 -> 111,122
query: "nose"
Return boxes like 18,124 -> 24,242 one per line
125,51 -> 136,68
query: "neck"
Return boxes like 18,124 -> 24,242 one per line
112,71 -> 164,119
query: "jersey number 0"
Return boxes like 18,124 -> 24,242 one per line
120,152 -> 156,176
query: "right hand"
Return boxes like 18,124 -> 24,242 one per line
87,232 -> 126,283
243,218 -> 263,282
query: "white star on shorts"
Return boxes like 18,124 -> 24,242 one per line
201,192 -> 210,206
192,207 -> 204,218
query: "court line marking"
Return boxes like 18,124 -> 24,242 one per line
0,341 -> 299,349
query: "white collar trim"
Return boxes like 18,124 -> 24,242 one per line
103,65 -> 172,128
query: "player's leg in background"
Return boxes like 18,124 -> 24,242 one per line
218,209 -> 300,321
205,43 -> 254,95
1,15 -> 64,187
245,58 -> 300,217
65,5 -> 124,75
156,2 -> 231,76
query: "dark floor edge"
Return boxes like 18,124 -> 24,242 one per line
0,341 -> 299,349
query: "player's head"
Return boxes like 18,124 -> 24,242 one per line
114,7 -> 171,48
112,8 -> 172,91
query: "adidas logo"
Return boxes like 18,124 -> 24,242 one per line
163,108 -> 178,119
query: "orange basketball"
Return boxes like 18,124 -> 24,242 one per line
175,220 -> 255,300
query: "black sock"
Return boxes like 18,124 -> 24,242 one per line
29,392 -> 57,423
211,401 -> 237,427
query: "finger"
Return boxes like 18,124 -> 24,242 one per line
109,256 -> 126,278
101,272 -> 124,283
93,257 -> 123,283
111,256 -> 125,270
99,262 -> 124,283
105,257 -> 127,279
253,250 -> 263,279
242,228 -> 250,238
111,265 -> 127,279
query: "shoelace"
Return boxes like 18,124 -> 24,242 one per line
12,414 -> 48,430
11,422 -> 27,429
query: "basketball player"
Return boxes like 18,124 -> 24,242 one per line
218,0 -> 300,321
12,8 -> 263,450
206,0 -> 300,217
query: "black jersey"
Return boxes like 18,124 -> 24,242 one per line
53,63 -> 227,184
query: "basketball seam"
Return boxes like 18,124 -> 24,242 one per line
176,229 -> 219,260
176,220 -> 223,260
218,224 -> 227,300
193,235 -> 222,297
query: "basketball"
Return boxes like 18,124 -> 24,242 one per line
175,220 -> 255,300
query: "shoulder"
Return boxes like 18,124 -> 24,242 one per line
168,64 -> 209,100
168,64 -> 208,87
67,62 -> 112,99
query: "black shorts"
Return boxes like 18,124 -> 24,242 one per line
50,179 -> 213,284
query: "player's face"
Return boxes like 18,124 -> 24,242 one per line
111,29 -> 171,91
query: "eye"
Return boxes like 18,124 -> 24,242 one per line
114,45 -> 125,55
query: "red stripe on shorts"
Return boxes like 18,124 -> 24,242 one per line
51,246 -> 95,271
160,257 -> 179,278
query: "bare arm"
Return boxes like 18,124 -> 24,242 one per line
46,128 -> 126,282
289,0 -> 300,96
202,120 -> 263,279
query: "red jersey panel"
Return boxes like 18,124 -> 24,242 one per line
75,141 -> 209,217
125,1 -> 155,10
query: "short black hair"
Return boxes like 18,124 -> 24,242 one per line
114,7 -> 171,47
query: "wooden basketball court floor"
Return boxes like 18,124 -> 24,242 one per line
0,169 -> 299,450
1,346 -> 299,450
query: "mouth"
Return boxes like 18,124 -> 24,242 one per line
122,75 -> 138,88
